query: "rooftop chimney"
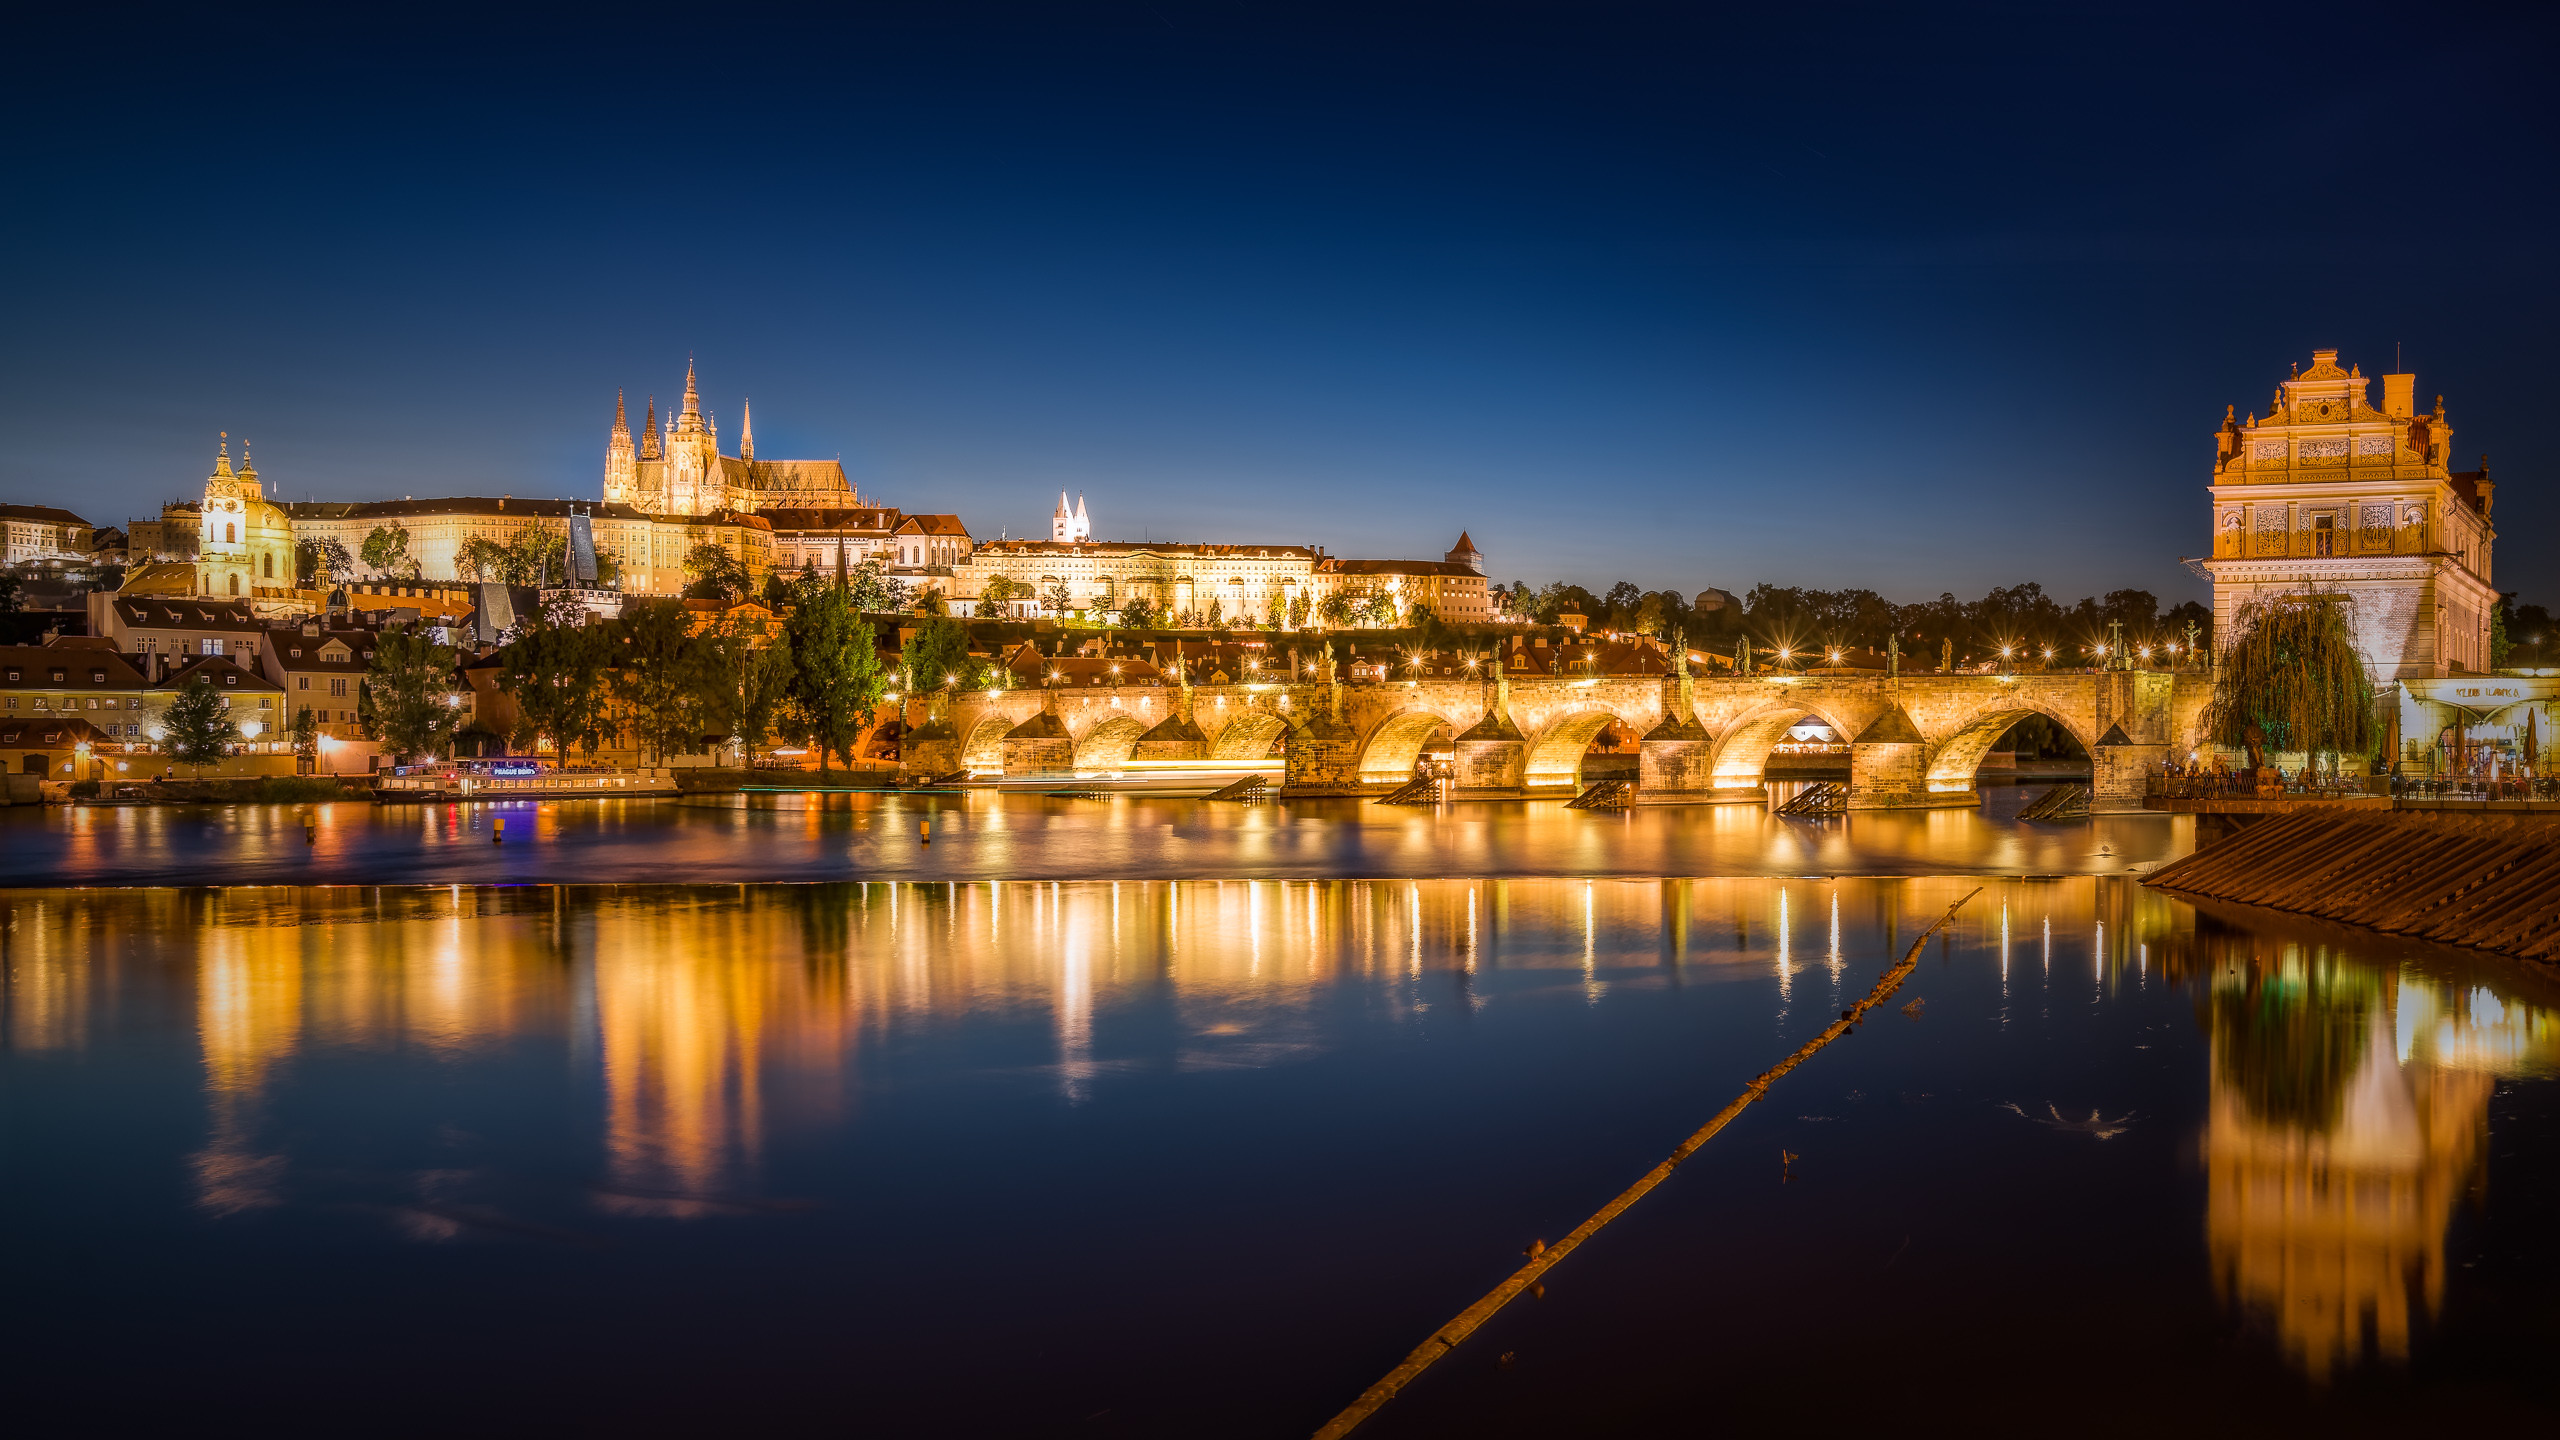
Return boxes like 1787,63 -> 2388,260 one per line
2383,373 -> 2416,419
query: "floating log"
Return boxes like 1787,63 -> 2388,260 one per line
2142,810 -> 2560,964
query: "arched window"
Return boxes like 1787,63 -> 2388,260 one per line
227,574 -> 240,597
262,553 -> 274,579
225,523 -> 236,544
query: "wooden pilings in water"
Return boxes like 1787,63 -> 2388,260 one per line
2143,811 -> 2560,963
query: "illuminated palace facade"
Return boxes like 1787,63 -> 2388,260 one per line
2203,349 -> 2498,680
946,509 -> 1489,625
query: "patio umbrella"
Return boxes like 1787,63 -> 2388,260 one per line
2529,707 -> 2541,775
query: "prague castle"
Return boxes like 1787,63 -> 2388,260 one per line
2205,349 -> 2498,680
602,361 -> 854,517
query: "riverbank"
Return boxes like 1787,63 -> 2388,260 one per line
2142,809 -> 2560,964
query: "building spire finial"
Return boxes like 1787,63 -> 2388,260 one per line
740,398 -> 754,461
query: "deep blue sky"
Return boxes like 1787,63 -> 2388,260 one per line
6,2 -> 2554,606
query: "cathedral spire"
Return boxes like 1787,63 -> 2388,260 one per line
610,390 -> 632,448
682,358 -> 700,417
640,395 -> 661,459
740,399 -> 754,461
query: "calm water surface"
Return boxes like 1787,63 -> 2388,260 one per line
6,873 -> 2557,1436
0,783 -> 2183,886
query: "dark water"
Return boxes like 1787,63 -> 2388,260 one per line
5,872 -> 2556,1436
0,783 -> 2183,887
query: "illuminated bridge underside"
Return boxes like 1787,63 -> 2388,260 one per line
894,670 -> 2208,812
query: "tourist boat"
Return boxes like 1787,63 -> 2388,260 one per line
371,757 -> 680,802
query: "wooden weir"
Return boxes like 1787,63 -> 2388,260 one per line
2143,810 -> 2560,964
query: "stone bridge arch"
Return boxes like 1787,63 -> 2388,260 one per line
1073,713 -> 1150,773
1922,702 -> 2097,789
1211,710 -> 1292,760
1708,697 -> 1863,791
1358,709 -> 1462,784
958,712 -> 1014,773
1522,705 -> 1631,788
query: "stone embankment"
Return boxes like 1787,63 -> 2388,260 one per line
2143,810 -> 2560,964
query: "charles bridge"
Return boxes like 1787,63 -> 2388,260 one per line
894,661 -> 2213,812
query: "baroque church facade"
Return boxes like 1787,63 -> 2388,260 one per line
602,361 -> 856,517
2204,348 -> 2498,680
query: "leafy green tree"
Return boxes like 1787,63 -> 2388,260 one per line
783,577 -> 889,773
0,570 -> 21,614
296,537 -> 353,588
2206,587 -> 2376,771
684,541 -> 752,602
611,598 -> 721,762
454,536 -> 506,583
707,609 -> 794,767
904,615 -> 973,692
501,521 -> 568,586
1044,577 -> 1074,617
1206,596 -> 1224,628
846,557 -> 913,615
361,628 -> 465,761
360,522 -> 419,579
290,705 -> 321,768
160,678 -> 240,765
501,599 -> 612,757
1317,592 -> 1353,628
975,575 -> 1030,618
1117,595 -> 1158,630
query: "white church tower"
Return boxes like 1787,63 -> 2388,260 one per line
1052,491 -> 1091,542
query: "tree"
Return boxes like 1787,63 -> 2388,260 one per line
2205,587 -> 2376,772
684,541 -> 752,603
846,557 -> 913,615
706,608 -> 794,767
160,678 -> 240,766
361,628 -> 465,761
1317,593 -> 1353,628
611,598 -> 722,762
501,521 -> 568,587
360,522 -> 419,579
1117,595 -> 1159,631
1288,592 -> 1310,630
296,536 -> 353,588
1044,577 -> 1074,617
1206,596 -> 1223,628
500,598 -> 612,757
903,615 -> 973,693
454,536 -> 506,583
782,577 -> 889,773
976,575 -> 1031,618
0,570 -> 20,614
290,705 -> 321,769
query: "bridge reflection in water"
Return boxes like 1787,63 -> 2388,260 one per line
2,878 -> 2553,1400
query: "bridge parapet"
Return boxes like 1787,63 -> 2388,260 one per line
889,669 -> 2214,810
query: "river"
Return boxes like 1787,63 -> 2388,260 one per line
3,792 -> 2555,1436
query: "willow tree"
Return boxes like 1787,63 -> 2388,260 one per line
2204,587 -> 2376,770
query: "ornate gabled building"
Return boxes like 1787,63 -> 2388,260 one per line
602,361 -> 855,517
2204,349 -> 2499,680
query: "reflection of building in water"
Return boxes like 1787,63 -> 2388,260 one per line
2202,947 -> 2554,1380
194,921 -> 304,1215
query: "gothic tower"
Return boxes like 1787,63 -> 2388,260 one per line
604,391 -> 636,506
740,399 -> 755,463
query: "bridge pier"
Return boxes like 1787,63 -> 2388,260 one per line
1001,705 -> 1074,777
2093,740 -> 2170,812
1281,685 -> 1365,795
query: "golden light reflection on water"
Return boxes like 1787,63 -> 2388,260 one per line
6,877 -> 2558,1385
2183,934 -> 2559,1380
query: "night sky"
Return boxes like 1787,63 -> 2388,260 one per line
6,3 -> 2554,606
